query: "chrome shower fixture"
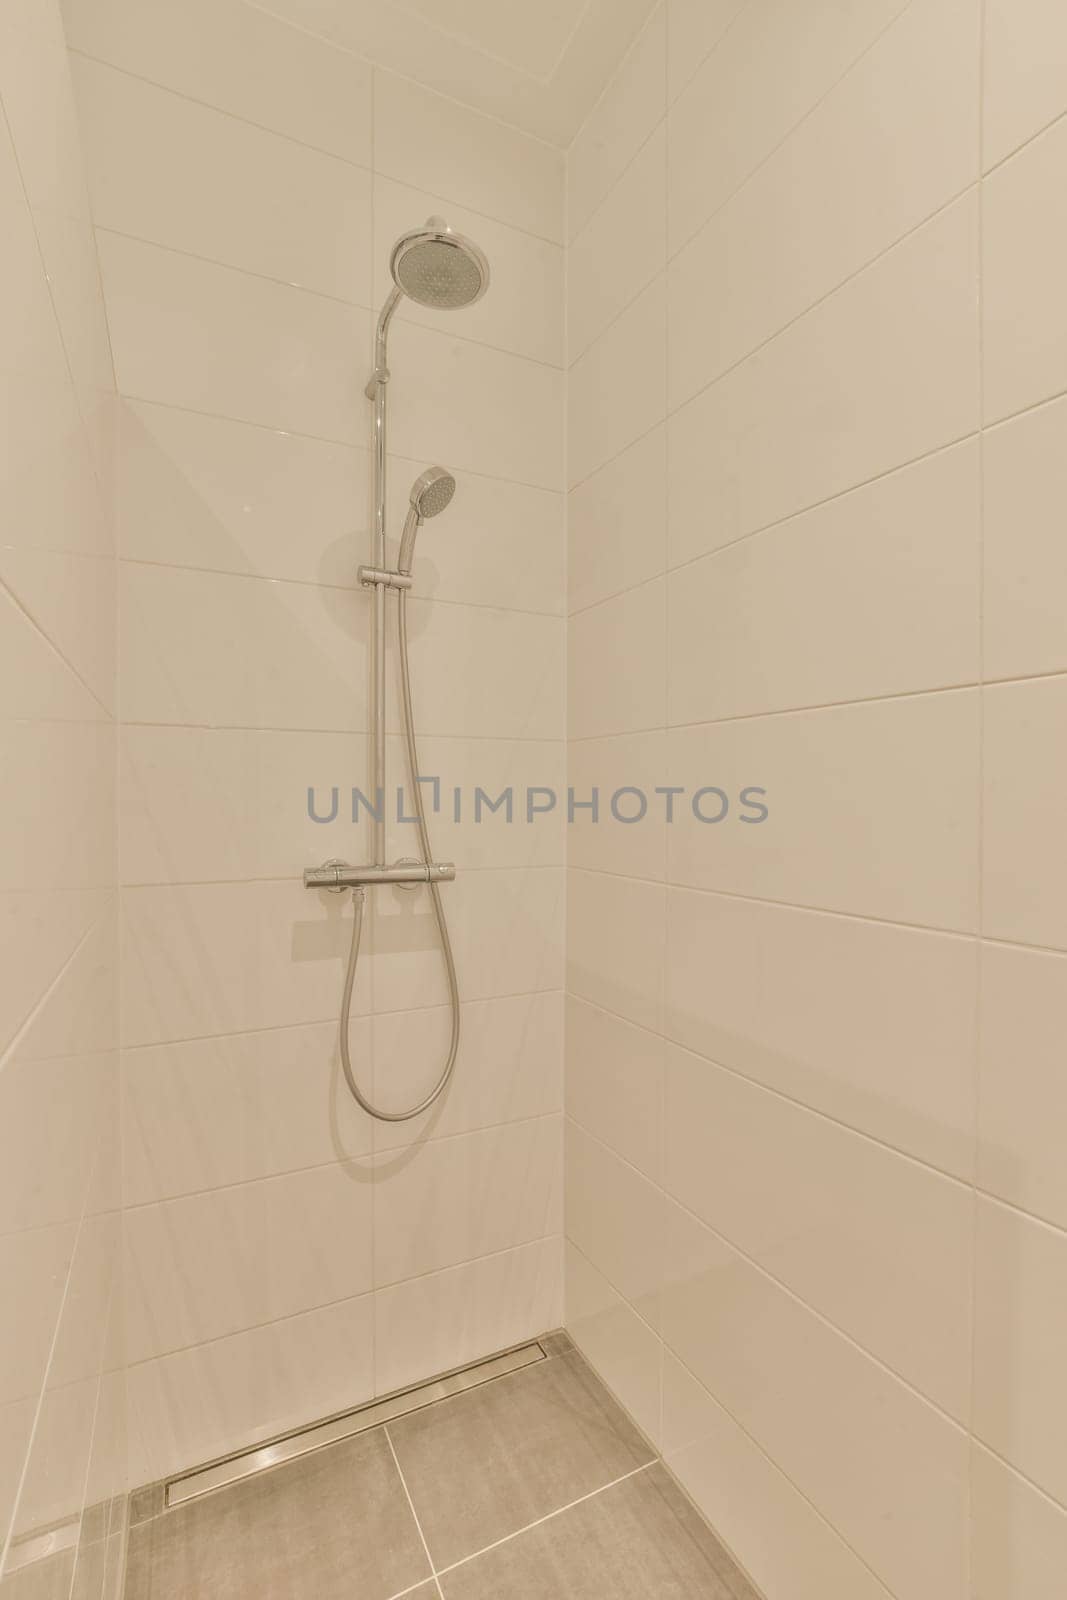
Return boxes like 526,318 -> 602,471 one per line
390,218 -> 490,311
304,218 -> 490,1124
398,466 -> 457,575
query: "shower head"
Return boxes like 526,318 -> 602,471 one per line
410,466 -> 456,520
390,218 -> 490,311
398,466 -> 457,575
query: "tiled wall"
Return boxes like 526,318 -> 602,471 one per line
564,2 -> 1067,1597
0,0 -> 125,1592
64,0 -> 566,1486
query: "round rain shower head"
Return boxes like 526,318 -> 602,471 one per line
390,217 -> 490,311
410,466 -> 456,520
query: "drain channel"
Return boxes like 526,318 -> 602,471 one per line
165,1338 -> 547,1508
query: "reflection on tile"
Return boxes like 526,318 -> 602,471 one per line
389,1351 -> 653,1568
440,1462 -> 757,1600
123,1429 -> 429,1600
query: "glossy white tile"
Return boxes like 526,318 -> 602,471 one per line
62,0 -> 374,164
568,7 -> 666,243
666,888 -> 977,1178
73,57 -> 374,304
668,195 -> 980,567
372,1115 -> 562,1286
374,70 -> 564,242
97,231 -> 370,441
668,441 -> 980,722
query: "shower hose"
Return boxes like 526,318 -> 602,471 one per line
338,586 -> 460,1122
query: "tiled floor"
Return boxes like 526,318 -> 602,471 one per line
123,1336 -> 762,1600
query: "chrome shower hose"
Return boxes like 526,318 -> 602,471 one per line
338,586 -> 460,1122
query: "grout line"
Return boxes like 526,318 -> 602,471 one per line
113,390 -> 562,496
94,224 -> 565,374
124,1236 -> 564,1372
68,48 -> 375,174
119,984 -> 563,1053
665,0 -> 915,263
121,1109 -> 563,1213
434,1462 -> 657,1582
967,3 -> 988,1577
94,223 -> 375,312
659,1336 -> 899,1598
568,1136 -> 974,1441
384,1426 -> 444,1596
566,981 -> 980,1192
118,553 -> 566,619
981,98 -> 1067,182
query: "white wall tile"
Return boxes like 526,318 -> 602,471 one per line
124,1163 -> 374,1363
568,125 -> 665,363
984,397 -> 1067,680
126,1294 -> 374,1485
666,889 -> 977,1178
667,690 -> 981,931
368,866 -> 565,1014
662,1201 -> 970,1600
983,678 -> 1067,951
984,116 -> 1067,423
664,1042 -> 973,1417
565,996 -> 663,1181
566,868 -> 665,1032
372,1115 -> 562,1286
62,0 -> 374,165
668,442 -> 980,722
568,7 -> 666,243
984,0 -> 1067,170
667,0 -> 909,252
0,547 -> 116,712
665,0 -> 746,103
669,0 -> 979,402
0,723 -> 114,894
120,880 -> 371,1047
568,579 -> 665,741
668,195 -> 980,566
972,1444 -> 1067,1600
97,232 -> 370,440
119,563 -> 371,732
121,1023 -> 372,1205
565,1241 -> 662,1445
117,399 -> 367,586
388,599 -> 564,740
387,319 -> 564,491
374,1237 -> 561,1396
661,1354 -> 894,1600
381,734 -> 566,872
74,57 -> 374,304
979,942 -> 1067,1231
0,370 -> 110,559
565,1120 -> 663,1330
371,991 -> 563,1150
566,732 -> 667,881
374,70 -> 564,242
567,425 -> 665,615
386,457 -> 565,615
973,1196 -> 1067,1506
568,277 -> 665,489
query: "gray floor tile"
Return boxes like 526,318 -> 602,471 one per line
388,1351 -> 655,1569
123,1429 -> 431,1600
439,1463 -> 762,1600
538,1329 -> 575,1359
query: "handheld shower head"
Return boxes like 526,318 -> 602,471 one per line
398,466 -> 457,574
390,218 -> 490,311
410,466 -> 456,520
